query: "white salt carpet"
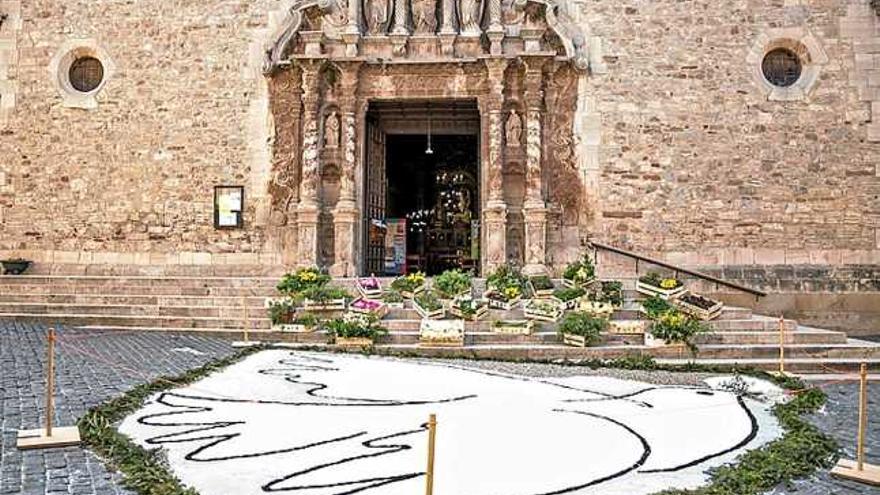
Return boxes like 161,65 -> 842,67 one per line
119,350 -> 781,495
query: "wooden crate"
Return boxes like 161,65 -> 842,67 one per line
273,323 -> 316,333
636,281 -> 686,300
349,298 -> 389,318
484,291 -> 522,311
419,320 -> 465,347
562,276 -> 596,289
493,320 -> 534,335
608,320 -> 648,335
523,300 -> 564,322
562,333 -> 593,347
414,299 -> 445,320
356,278 -> 384,299
399,285 -> 425,299
578,300 -> 615,318
673,293 -> 723,320
303,298 -> 347,311
527,279 -> 556,298
336,337 -> 374,347
449,303 -> 488,321
553,295 -> 584,311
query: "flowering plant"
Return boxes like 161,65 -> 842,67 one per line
650,309 -> 706,351
563,254 -> 596,285
277,267 -> 330,296
391,271 -> 426,293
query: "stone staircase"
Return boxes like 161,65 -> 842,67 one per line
0,274 -> 878,373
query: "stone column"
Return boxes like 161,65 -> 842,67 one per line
486,0 -> 504,54
438,0 -> 457,55
390,0 -> 409,54
483,59 -> 508,273
342,0 -> 361,56
296,62 -> 322,268
522,58 -> 548,275
331,63 -> 361,277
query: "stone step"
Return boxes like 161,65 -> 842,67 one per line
693,329 -> 849,345
0,285 -> 281,297
0,275 -> 281,288
0,303 -> 268,318
655,358 -> 880,374
0,293 -> 268,308
0,313 -> 271,330
693,341 -> 880,360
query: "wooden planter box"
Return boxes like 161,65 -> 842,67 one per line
303,298 -> 347,311
644,333 -> 686,348
356,278 -> 383,299
399,285 -> 425,299
336,337 -> 375,347
483,291 -> 522,311
553,296 -> 584,311
578,300 -> 615,319
524,300 -> 564,322
449,302 -> 488,321
674,293 -> 723,321
385,301 -> 406,310
562,333 -> 596,348
414,299 -> 445,320
636,281 -> 686,300
527,279 -> 556,298
608,320 -> 648,335
562,276 -> 596,289
349,298 -> 389,318
274,323 -> 317,333
419,319 -> 464,347
493,320 -> 534,335
264,297 -> 287,308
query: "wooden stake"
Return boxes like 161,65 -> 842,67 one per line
425,414 -> 437,495
778,315 -> 785,375
242,295 -> 250,344
45,328 -> 55,438
858,363 -> 868,471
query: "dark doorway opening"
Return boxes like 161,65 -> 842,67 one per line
385,134 -> 479,275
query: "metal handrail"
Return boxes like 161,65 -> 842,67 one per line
589,241 -> 767,299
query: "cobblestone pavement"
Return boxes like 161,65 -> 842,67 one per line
0,322 -> 235,495
2,322 -> 879,494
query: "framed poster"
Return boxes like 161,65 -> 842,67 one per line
214,186 -> 244,229
384,218 -> 407,275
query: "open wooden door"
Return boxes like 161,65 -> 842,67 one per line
363,117 -> 386,275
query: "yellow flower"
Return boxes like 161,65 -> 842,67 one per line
576,267 -> 589,281
503,286 -> 521,300
660,278 -> 678,290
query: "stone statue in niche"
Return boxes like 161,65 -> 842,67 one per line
324,111 -> 340,148
365,0 -> 391,34
458,0 -> 483,34
506,109 -> 522,147
412,0 -> 437,34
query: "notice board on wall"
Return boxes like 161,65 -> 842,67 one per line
384,218 -> 407,275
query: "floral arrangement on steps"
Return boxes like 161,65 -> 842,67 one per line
327,313 -> 387,346
552,286 -> 587,310
492,319 -> 535,335
527,275 -> 555,298
419,319 -> 465,347
674,292 -> 724,320
390,272 -> 426,298
577,299 -> 615,319
276,267 -> 331,297
484,264 -> 526,310
640,295 -> 673,319
349,297 -> 388,318
562,254 -> 596,288
433,269 -> 473,300
281,313 -> 320,333
413,290 -> 445,319
300,285 -> 351,311
524,298 -> 564,322
268,299 -> 297,326
449,298 -> 489,321
637,272 -> 685,299
559,311 -> 609,347
382,290 -> 406,309
356,276 -> 383,299
646,309 -> 707,353
592,280 -> 624,308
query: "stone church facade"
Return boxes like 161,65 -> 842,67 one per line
1,1 -> 879,287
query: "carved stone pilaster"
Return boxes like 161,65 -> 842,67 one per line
522,205 -> 548,275
332,64 -> 360,276
330,206 -> 358,276
296,205 -> 321,267
522,58 -> 547,274
297,62 -> 322,266
483,203 -> 508,273
483,59 -> 508,273
486,0 -> 504,54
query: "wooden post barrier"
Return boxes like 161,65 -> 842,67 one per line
17,328 -> 82,449
233,293 -> 261,348
425,414 -> 437,495
778,315 -> 785,376
831,363 -> 880,485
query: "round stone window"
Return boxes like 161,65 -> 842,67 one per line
68,56 -> 104,93
761,48 -> 802,88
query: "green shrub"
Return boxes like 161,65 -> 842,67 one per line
554,286 -> 587,302
486,263 -> 527,292
382,290 -> 405,304
563,254 -> 596,284
558,311 -> 608,345
267,299 -> 296,325
433,269 -> 472,298
390,272 -> 426,293
650,309 -> 707,352
326,313 -> 387,340
598,280 -> 624,307
414,290 -> 444,311
300,285 -> 350,303
641,295 -> 673,319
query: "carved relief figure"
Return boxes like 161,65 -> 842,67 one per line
501,0 -> 526,25
412,0 -> 438,34
505,109 -> 522,147
366,0 -> 390,34
324,111 -> 340,148
458,0 -> 483,34
320,0 -> 349,29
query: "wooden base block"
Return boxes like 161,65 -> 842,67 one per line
831,459 -> 880,485
232,341 -> 262,348
17,427 -> 81,450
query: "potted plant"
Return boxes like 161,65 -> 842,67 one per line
552,286 -> 587,310
356,275 -> 383,299
349,297 -> 388,319
328,313 -> 387,347
382,290 -> 406,309
268,299 -> 297,327
577,295 -> 615,319
640,295 -> 673,319
596,280 -> 624,308
637,272 -> 685,299
300,285 -> 350,311
674,292 -> 724,321
562,254 -> 596,288
390,271 -> 426,299
524,298 -> 564,322
1,258 -> 31,275
433,269 -> 473,301
527,275 -> 555,298
419,319 -> 465,347
484,264 -> 526,310
559,311 -> 608,347
413,290 -> 445,319
493,319 -> 535,335
646,309 -> 706,352
277,267 -> 331,297
449,297 -> 489,321
283,313 -> 320,333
